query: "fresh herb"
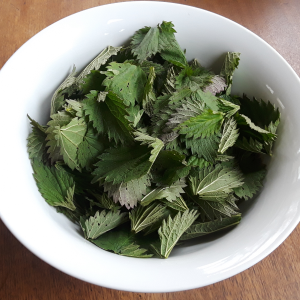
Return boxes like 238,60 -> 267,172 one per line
27,21 -> 280,258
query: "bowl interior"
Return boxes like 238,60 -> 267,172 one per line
1,1 -> 300,293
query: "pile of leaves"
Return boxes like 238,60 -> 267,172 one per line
27,21 -> 280,258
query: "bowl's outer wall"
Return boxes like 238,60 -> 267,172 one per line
1,1 -> 300,293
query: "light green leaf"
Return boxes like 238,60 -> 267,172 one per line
218,99 -> 240,118
81,210 -> 128,240
130,203 -> 166,233
89,192 -> 121,211
220,52 -> 240,95
189,165 -> 244,198
142,66 -> 156,115
180,214 -> 241,240
218,118 -> 239,154
141,179 -> 186,206
32,160 -> 76,210
158,209 -> 199,258
233,169 -> 266,200
101,62 -> 147,106
177,109 -> 224,139
160,197 -> 188,212
104,175 -> 151,209
65,99 -> 84,117
50,66 -> 77,115
77,127 -> 107,170
54,117 -> 87,170
76,46 -> 121,83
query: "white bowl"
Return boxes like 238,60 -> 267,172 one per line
1,1 -> 300,293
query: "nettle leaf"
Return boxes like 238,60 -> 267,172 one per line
187,156 -> 212,169
160,196 -> 188,212
79,70 -> 105,95
50,66 -> 77,115
142,66 -> 156,115
238,95 -> 280,129
184,135 -> 220,163
89,192 -> 121,211
194,194 -> 239,221
27,116 -> 48,163
189,164 -> 244,198
180,214 -> 241,240
218,118 -> 239,154
81,210 -> 128,239
76,45 -> 122,83
218,99 -> 240,118
91,228 -> 152,258
220,52 -> 240,95
125,105 -> 144,128
130,203 -> 167,233
177,109 -> 224,139
130,21 -> 187,68
101,62 -> 147,106
92,133 -> 163,185
131,26 -> 159,61
46,111 -> 73,164
203,75 -> 227,95
82,90 -> 133,144
65,100 -> 84,118
77,127 -> 108,170
104,175 -> 151,209
158,21 -> 187,68
53,117 -> 87,170
233,169 -> 266,200
158,209 -> 199,258
235,137 -> 264,154
32,160 -> 76,210
141,179 -> 186,206
175,64 -> 214,90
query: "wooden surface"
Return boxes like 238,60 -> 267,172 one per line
1,0 -> 300,299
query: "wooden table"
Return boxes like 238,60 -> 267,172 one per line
1,0 -> 300,299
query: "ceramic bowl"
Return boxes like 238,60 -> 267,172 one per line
1,1 -> 300,293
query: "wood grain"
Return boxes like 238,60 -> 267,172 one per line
1,0 -> 300,299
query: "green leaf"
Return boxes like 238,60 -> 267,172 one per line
180,214 -> 241,240
53,117 -> 87,170
50,66 -> 77,115
142,66 -> 156,115
125,105 -> 144,128
64,100 -> 84,118
184,135 -> 220,163
158,21 -> 187,68
140,179 -> 186,206
104,175 -> 151,209
82,90 -> 133,144
45,111 -> 73,163
177,109 -> 224,139
88,192 -> 121,211
92,133 -> 163,185
218,118 -> 239,154
27,116 -> 48,163
203,75 -> 227,95
32,160 -> 76,210
101,62 -> 147,106
220,52 -> 240,95
76,46 -> 122,83
131,26 -> 160,61
189,164 -> 244,198
79,70 -> 105,95
77,127 -> 108,170
233,169 -> 266,200
235,137 -> 264,153
218,99 -> 240,118
158,209 -> 199,258
91,228 -> 152,258
160,196 -> 188,212
81,210 -> 128,239
130,203 -> 167,233
193,194 -> 239,221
